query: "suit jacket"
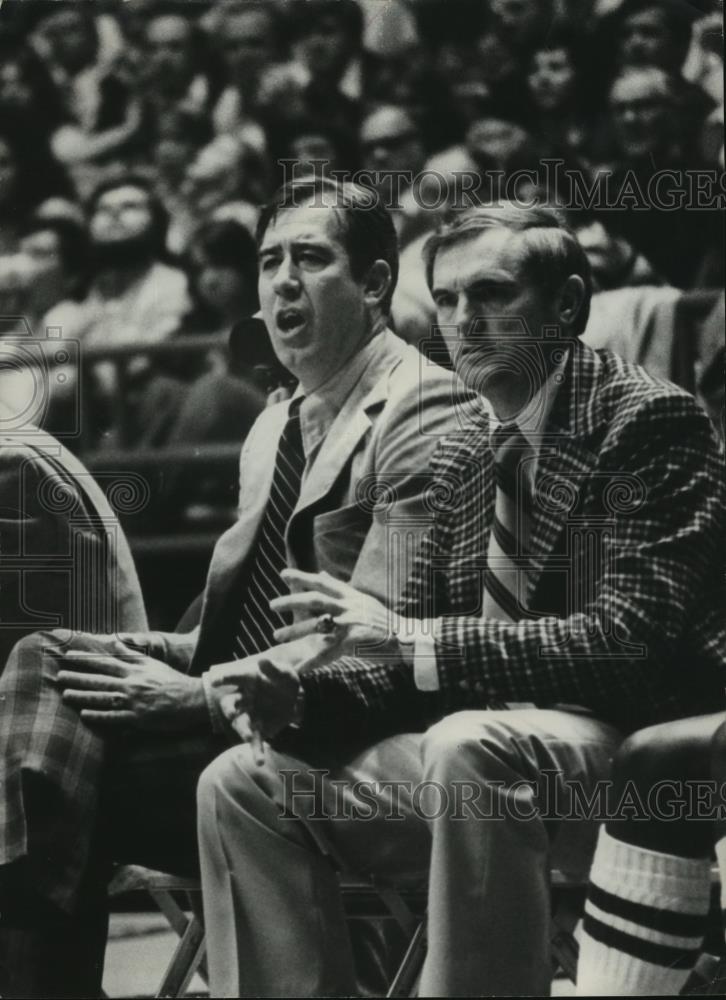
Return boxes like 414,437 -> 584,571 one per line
156,329 -> 469,674
0,424 -> 147,668
300,342 -> 726,744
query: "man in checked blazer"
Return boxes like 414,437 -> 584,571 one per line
200,203 -> 725,996
0,178 -> 467,997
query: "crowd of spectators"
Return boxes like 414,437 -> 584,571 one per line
0,0 -> 722,470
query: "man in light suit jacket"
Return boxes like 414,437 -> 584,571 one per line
199,203 -> 725,996
0,177 -> 467,997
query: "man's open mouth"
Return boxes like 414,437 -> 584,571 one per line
276,308 -> 306,333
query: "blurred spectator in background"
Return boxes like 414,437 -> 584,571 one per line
0,123 -> 73,253
171,134 -> 268,255
0,217 -> 89,437
613,0 -> 695,73
47,175 -> 189,349
260,0 -> 364,137
271,117 -> 359,185
18,216 -> 90,331
0,38 -> 64,142
30,2 -> 141,199
154,221 -> 282,522
211,1 -> 280,147
573,215 -> 662,290
360,105 -> 426,243
138,4 -> 215,123
44,175 -> 190,447
525,25 -> 593,160
149,108 -> 214,251
467,0 -> 555,120
602,66 -> 720,287
605,0 -> 716,147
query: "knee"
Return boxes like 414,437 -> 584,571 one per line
197,745 -> 259,822
3,630 -> 66,680
611,722 -> 701,800
420,711 -> 512,783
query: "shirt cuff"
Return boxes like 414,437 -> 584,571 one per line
201,671 -> 229,735
398,619 -> 440,692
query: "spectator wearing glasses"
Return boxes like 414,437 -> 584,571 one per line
360,105 -> 426,243
44,176 -> 190,447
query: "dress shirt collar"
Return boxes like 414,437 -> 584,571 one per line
291,330 -> 385,458
482,346 -> 571,457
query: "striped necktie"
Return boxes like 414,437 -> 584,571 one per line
233,400 -> 305,659
482,422 -> 537,623
483,422 -> 539,710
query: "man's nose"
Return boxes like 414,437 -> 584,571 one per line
272,256 -> 301,297
454,296 -> 477,329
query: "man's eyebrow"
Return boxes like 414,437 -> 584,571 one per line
431,275 -> 516,297
258,238 -> 332,257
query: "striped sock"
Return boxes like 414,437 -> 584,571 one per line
576,828 -> 711,996
716,837 -> 726,944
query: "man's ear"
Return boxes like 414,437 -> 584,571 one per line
558,274 -> 586,330
363,260 -> 392,309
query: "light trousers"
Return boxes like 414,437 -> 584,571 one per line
197,708 -> 622,997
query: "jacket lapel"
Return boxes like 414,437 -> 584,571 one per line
196,405 -> 287,642
526,343 -> 606,599
292,330 -> 406,515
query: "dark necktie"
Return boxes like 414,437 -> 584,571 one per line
233,400 -> 305,659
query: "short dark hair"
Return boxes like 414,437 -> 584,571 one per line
87,175 -> 169,257
423,203 -> 592,337
188,218 -> 259,312
256,176 -> 399,313
616,0 -> 697,67
285,0 -> 363,46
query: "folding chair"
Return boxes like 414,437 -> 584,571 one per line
107,865 -> 206,999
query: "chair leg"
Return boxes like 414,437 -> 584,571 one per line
155,914 -> 206,999
387,920 -> 427,998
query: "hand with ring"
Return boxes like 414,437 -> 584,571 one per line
271,569 -> 404,672
315,613 -> 339,635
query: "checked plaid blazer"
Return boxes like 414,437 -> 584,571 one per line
298,342 -> 726,750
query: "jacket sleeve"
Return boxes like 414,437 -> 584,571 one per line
301,395 -> 725,738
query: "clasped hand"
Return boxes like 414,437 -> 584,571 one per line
57,634 -> 204,730
207,571 -> 402,753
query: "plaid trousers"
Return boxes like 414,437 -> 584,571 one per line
0,630 -> 225,912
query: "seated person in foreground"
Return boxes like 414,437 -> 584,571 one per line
0,397 -> 147,996
0,177 -> 467,998
202,203 -> 726,997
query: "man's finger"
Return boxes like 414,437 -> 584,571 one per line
209,669 -> 259,689
269,592 -> 345,617
56,670 -> 119,691
80,709 -> 136,725
257,657 -> 293,681
280,569 -> 344,597
61,653 -> 129,676
63,690 -> 128,708
272,619 -> 321,643
231,711 -> 254,742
